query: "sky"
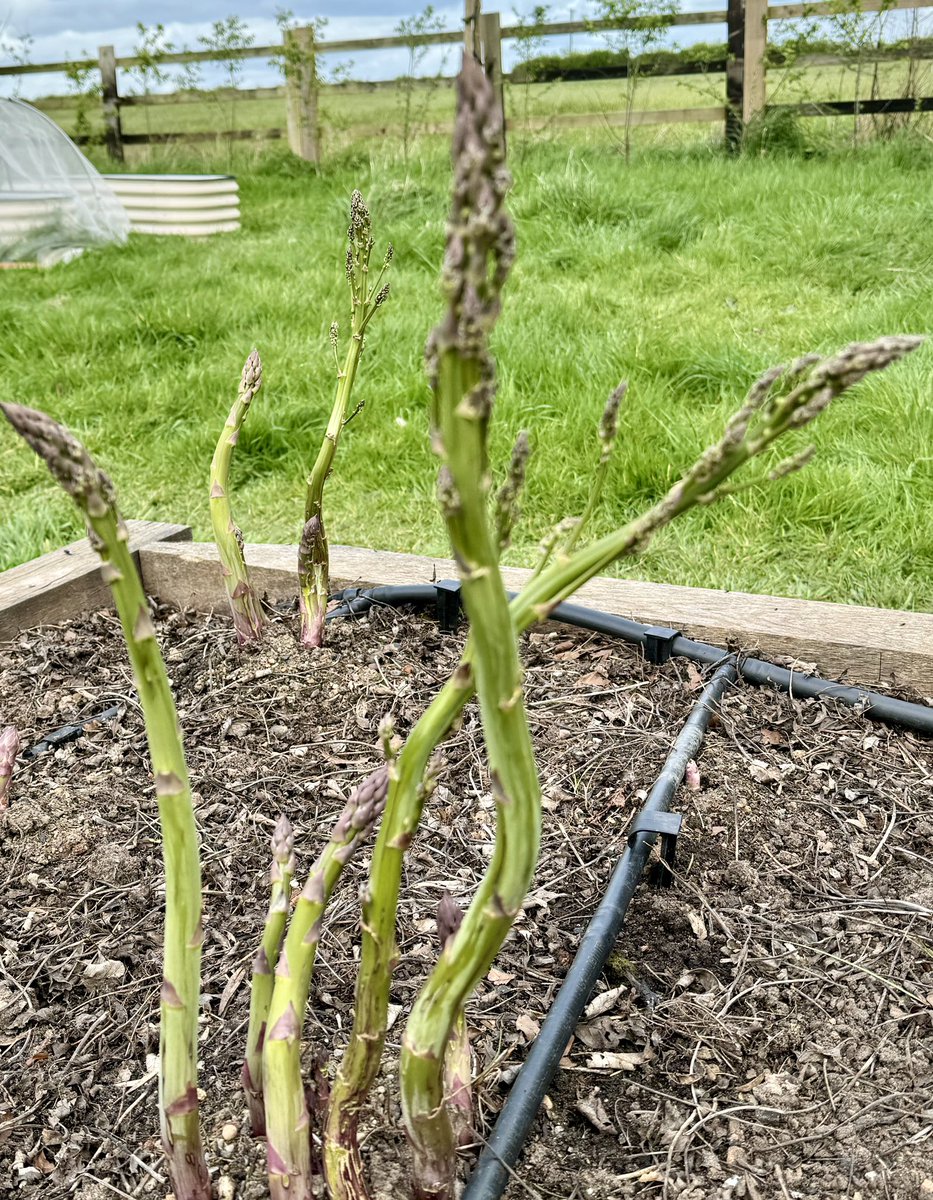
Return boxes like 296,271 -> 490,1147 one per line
0,1 -> 733,98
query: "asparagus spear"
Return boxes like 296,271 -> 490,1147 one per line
0,725 -> 20,811
493,431 -> 531,554
532,380 -> 626,578
298,192 -> 392,648
400,53 -> 540,1200
210,349 -> 265,646
321,55 -> 923,1200
0,404 -> 209,1200
242,814 -> 296,1137
264,763 -> 389,1200
435,894 -> 474,1151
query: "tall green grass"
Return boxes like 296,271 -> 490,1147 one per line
1,137 -> 931,611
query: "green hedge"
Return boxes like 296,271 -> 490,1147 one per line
510,36 -> 933,83
511,43 -> 727,83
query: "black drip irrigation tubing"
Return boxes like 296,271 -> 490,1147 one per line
462,660 -> 738,1200
328,582 -> 933,736
16,579 -> 933,1189
322,582 -> 933,1194
24,582 -> 931,760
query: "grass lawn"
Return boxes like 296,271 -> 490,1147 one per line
1,133 -> 931,612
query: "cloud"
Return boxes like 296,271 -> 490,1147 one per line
2,1 -> 465,41
0,2 -> 486,94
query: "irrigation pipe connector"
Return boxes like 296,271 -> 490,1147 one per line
461,660 -> 738,1200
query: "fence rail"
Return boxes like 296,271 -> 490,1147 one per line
3,0 -> 932,161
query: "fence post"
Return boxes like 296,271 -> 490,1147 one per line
725,0 -> 745,151
465,0 -> 482,59
479,12 -> 506,147
743,0 -> 767,126
97,45 -> 124,163
285,25 -> 319,164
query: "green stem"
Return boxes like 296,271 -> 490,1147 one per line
210,349 -> 264,646
323,664 -> 474,1200
403,345 -> 541,1200
436,895 -> 474,1149
298,330 -> 364,648
264,765 -> 389,1200
1,404 -> 209,1200
321,331 -> 922,1199
242,815 -> 296,1137
298,192 -> 391,648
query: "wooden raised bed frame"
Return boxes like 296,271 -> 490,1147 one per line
1,520 -> 931,693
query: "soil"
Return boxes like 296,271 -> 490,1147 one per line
0,601 -> 931,1200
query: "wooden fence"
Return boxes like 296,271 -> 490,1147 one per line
1,0 -> 931,161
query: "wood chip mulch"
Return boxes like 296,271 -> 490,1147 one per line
1,602 -> 931,1200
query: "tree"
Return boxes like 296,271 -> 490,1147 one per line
590,0 -> 678,161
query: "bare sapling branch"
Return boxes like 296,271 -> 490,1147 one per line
242,814 -> 296,1136
0,725 -> 20,811
0,404 -> 209,1200
211,349 -> 265,645
298,191 -> 392,648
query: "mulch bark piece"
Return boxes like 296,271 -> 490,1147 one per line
1,602 -> 931,1199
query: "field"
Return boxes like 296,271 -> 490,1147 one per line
1,115 -> 932,612
31,60 -> 933,147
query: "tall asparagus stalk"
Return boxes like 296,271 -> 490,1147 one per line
0,725 -> 20,811
242,814 -> 296,1137
0,404 -> 209,1200
210,349 -> 264,645
321,56 -> 923,1200
399,53 -> 541,1200
299,192 -> 392,648
264,762 -> 391,1200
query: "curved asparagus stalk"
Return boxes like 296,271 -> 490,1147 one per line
299,192 -> 392,648
210,349 -> 264,645
264,763 -> 390,1200
400,53 -> 540,1200
323,333 -> 921,1200
0,404 -> 209,1200
324,664 -> 476,1200
242,814 -> 296,1137
0,725 -> 20,811
320,58 -> 923,1200
436,895 -> 474,1150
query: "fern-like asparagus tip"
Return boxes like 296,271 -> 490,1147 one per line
1,402 -> 116,515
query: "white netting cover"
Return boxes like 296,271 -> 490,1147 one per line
0,98 -> 130,265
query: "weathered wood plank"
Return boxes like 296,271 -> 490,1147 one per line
744,0 -> 768,124
138,541 -> 933,692
98,44 -> 123,163
767,0 -> 921,19
0,522 -> 191,642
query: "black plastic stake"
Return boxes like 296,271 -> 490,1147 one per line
462,660 -> 738,1200
642,625 -> 681,666
435,579 -> 462,633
